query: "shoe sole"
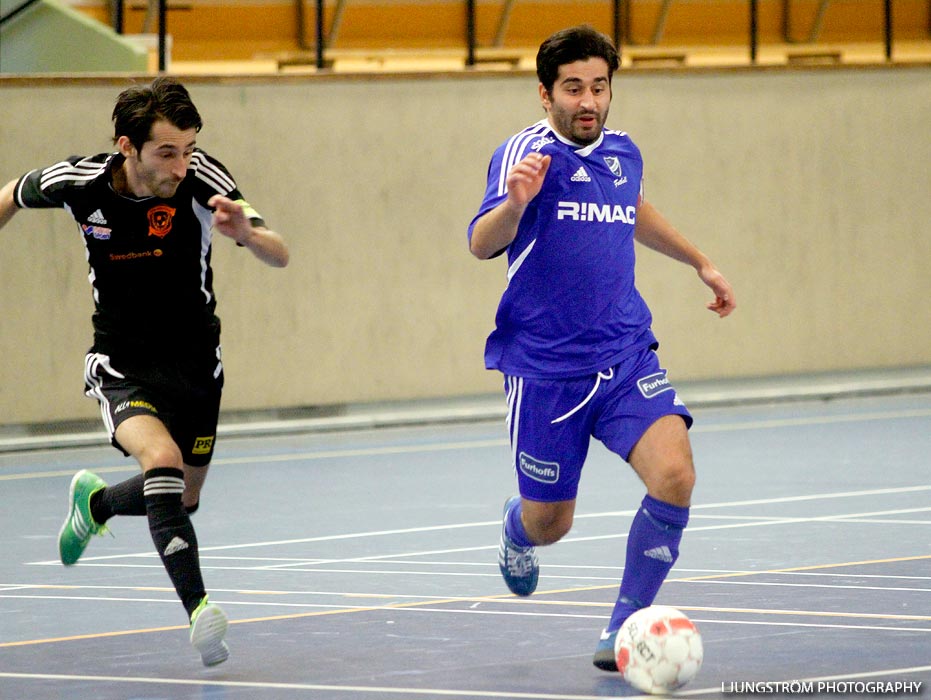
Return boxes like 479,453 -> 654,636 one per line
593,653 -> 619,672
593,632 -> 620,672
191,605 -> 230,667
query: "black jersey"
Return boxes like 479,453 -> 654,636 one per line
13,150 -> 264,357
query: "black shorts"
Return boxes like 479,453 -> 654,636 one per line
83,347 -> 224,467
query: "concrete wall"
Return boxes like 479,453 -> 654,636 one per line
0,66 -> 929,425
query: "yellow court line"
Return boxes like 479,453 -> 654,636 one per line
0,439 -> 511,482
0,623 -> 189,648
675,605 -> 931,621
0,465 -> 136,482
0,591 -> 517,649
480,597 -> 931,622
675,553 -> 931,581
3,554 -> 928,649
510,553 -> 931,597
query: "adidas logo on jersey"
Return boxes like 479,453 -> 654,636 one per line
87,209 -> 107,225
643,545 -> 674,563
570,167 -> 591,182
164,537 -> 190,556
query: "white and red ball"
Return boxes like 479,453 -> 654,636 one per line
614,605 -> 703,694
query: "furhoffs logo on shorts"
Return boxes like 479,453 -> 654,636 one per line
637,371 -> 674,399
518,452 -> 560,484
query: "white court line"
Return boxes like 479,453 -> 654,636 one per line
4,591 -> 929,623
679,579 -> 931,594
831,518 -> 931,525
691,407 -> 931,433
247,504 -> 931,564
1,668 -> 928,700
26,485 -> 931,567
14,553 -> 931,593
4,405 -> 929,479
204,405 -> 930,466
2,593 -> 930,642
378,607 -> 931,634
26,505 -> 931,570
0,672 -> 653,700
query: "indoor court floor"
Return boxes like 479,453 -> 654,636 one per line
1,388 -> 929,699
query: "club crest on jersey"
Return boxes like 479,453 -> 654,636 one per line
147,204 -> 176,238
518,452 -> 560,484
603,156 -> 628,187
637,371 -> 674,399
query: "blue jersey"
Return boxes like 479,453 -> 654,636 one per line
468,120 -> 657,379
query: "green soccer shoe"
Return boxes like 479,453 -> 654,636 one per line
58,470 -> 108,566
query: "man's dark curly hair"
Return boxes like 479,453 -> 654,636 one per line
536,25 -> 620,94
112,77 -> 203,152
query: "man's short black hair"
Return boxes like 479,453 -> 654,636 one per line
536,25 -> 620,94
112,77 -> 203,152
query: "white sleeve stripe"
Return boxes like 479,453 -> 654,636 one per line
194,169 -> 232,193
40,172 -> 101,190
38,161 -> 107,190
497,124 -> 545,196
191,153 -> 236,191
496,123 -> 548,197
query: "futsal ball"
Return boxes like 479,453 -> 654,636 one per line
614,605 -> 703,694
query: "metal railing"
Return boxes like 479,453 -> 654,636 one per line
89,0 -> 901,72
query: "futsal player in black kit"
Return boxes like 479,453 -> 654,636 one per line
0,77 -> 289,666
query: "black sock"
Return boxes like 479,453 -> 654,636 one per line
91,474 -> 146,523
144,467 -> 206,618
90,474 -> 200,523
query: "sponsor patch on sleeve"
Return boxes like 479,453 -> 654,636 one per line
518,452 -> 560,484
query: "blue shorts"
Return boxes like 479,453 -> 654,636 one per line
503,347 -> 692,502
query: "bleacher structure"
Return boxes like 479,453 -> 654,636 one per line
2,0 -> 930,73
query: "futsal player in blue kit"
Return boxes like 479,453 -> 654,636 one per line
467,25 -> 736,671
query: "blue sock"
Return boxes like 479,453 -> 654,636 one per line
606,494 -> 689,632
505,499 -> 535,548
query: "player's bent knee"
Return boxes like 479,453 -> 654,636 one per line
526,512 -> 573,545
651,462 -> 695,506
140,444 -> 184,470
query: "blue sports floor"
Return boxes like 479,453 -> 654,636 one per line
1,389 -> 929,699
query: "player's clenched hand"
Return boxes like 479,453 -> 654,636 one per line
506,153 -> 551,207
699,264 -> 736,318
208,194 -> 253,245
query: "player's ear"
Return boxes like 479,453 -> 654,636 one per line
538,83 -> 552,111
116,135 -> 137,159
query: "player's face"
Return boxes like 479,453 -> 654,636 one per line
122,120 -> 197,199
540,58 -> 612,145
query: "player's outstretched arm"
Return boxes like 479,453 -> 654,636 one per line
0,180 -> 21,231
634,198 -> 736,318
208,194 -> 289,268
470,153 -> 551,260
